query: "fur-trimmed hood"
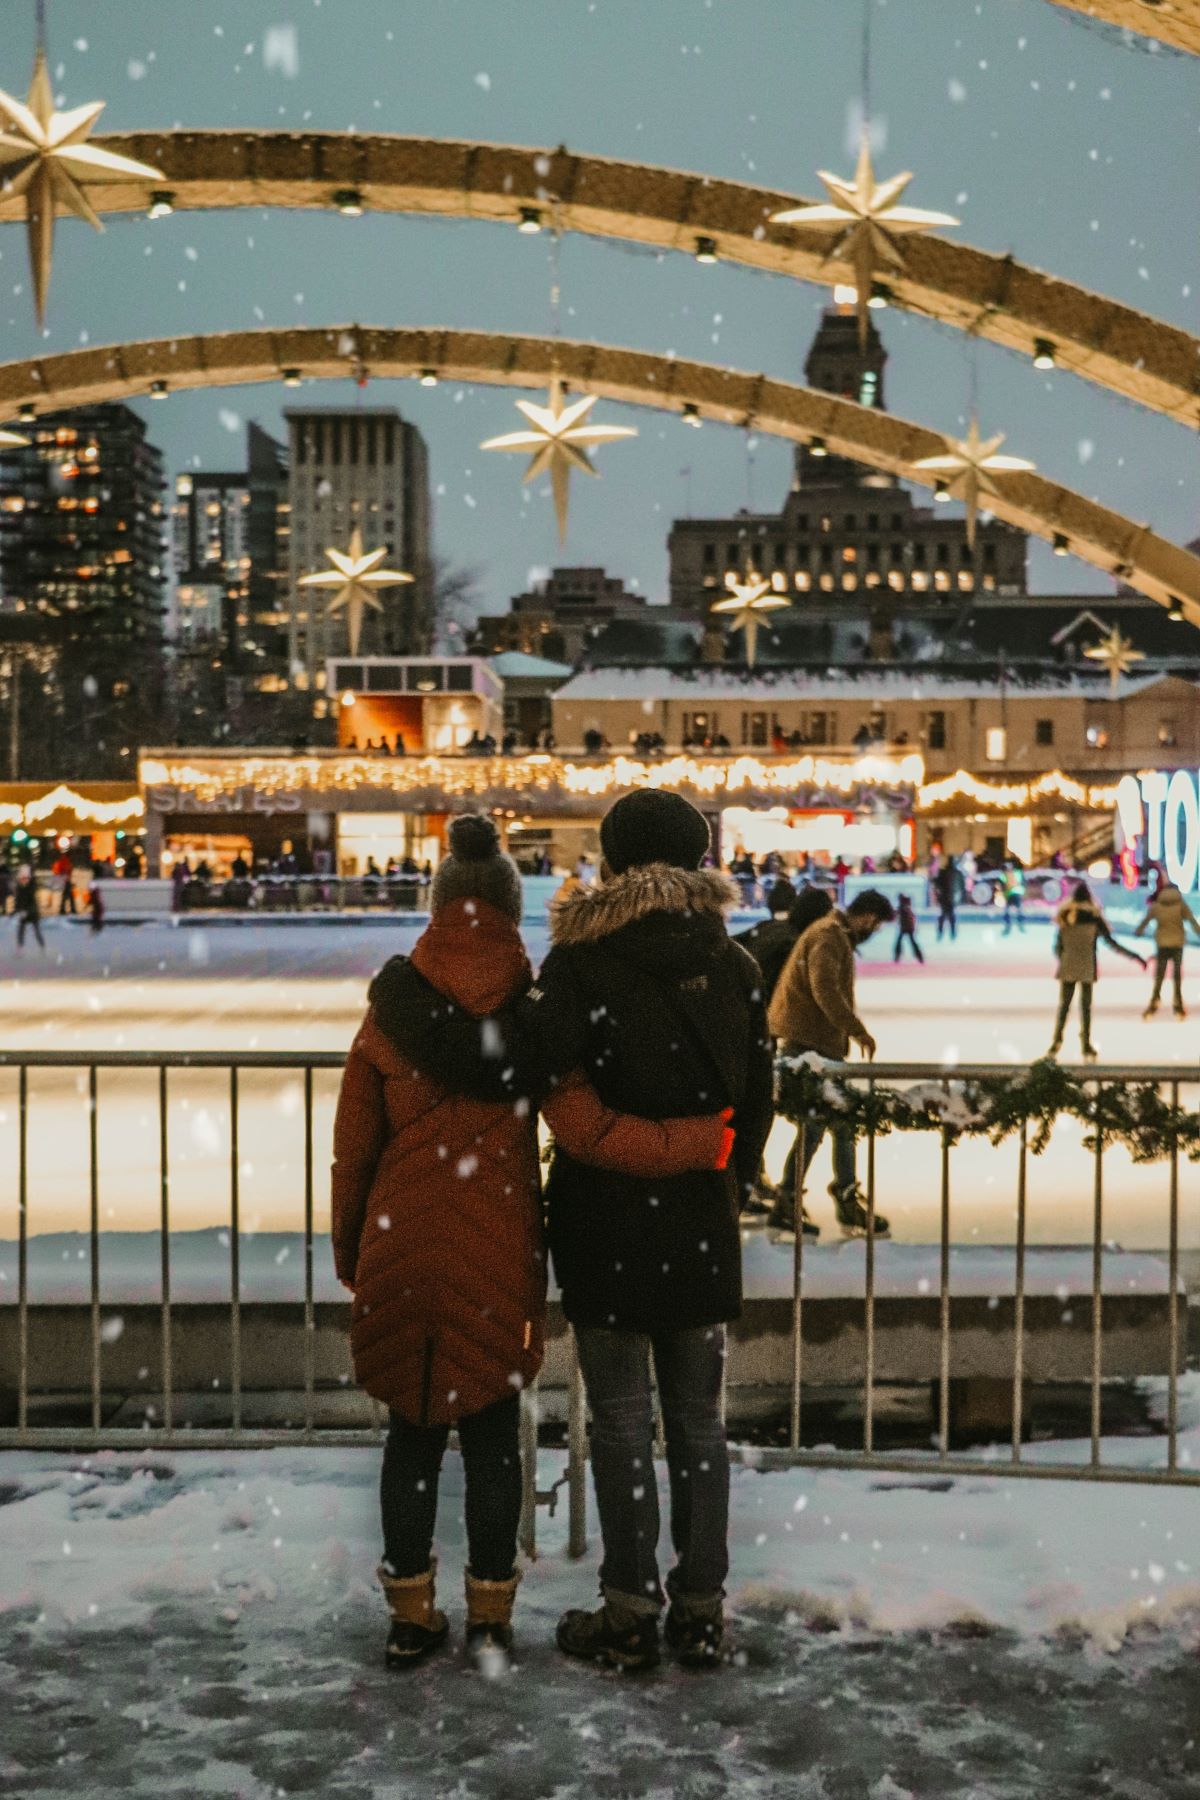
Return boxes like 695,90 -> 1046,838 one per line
549,862 -> 738,948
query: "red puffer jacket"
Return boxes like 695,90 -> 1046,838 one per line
331,898 -> 728,1426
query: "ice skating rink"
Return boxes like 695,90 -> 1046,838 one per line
1,915 -> 1196,1248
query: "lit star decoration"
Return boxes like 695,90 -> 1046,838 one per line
299,524 -> 413,656
710,571 -> 792,670
1084,626 -> 1145,696
911,416 -> 1036,550
770,136 -> 958,349
0,48 -> 166,324
480,375 -> 637,542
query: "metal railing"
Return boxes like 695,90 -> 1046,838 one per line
0,1053 -> 1196,1574
175,874 -> 431,913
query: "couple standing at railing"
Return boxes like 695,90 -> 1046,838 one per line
331,792 -> 781,1672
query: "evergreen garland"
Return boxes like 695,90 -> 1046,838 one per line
774,1056 -> 1200,1164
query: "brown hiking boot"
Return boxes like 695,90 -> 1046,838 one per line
557,1590 -> 661,1670
465,1569 -> 520,1668
378,1560 -> 450,1668
664,1590 -> 726,1669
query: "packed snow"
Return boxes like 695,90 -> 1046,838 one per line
3,1409 -> 1199,1797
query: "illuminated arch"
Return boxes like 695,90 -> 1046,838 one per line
1047,0 -> 1200,55
1,323 -> 1197,619
2,133 -> 1196,428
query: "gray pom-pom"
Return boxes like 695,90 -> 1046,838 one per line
448,814 -> 500,861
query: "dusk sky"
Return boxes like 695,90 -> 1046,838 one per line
4,0 -> 1196,614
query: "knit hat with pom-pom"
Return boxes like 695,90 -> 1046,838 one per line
430,815 -> 523,923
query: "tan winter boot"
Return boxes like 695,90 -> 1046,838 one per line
378,1558 -> 449,1669
464,1568 -> 520,1668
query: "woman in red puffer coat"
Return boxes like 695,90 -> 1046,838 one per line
331,815 -> 731,1669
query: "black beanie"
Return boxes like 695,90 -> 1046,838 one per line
600,790 -> 711,875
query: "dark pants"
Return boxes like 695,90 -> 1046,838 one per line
936,904 -> 957,941
894,926 -> 924,963
60,883 -> 76,915
1052,981 -> 1093,1049
574,1324 -> 729,1607
1150,948 -> 1184,1011
380,1393 -> 521,1582
16,912 -> 43,948
1004,897 -> 1024,935
781,1111 -> 857,1208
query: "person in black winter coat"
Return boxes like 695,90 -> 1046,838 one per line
13,867 -> 44,950
733,878 -> 794,1001
377,789 -> 774,1673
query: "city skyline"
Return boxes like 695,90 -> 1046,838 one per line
0,0 -> 1192,616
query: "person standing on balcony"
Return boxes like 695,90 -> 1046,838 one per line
1048,881 -> 1146,1059
331,814 -> 733,1674
767,890 -> 895,1237
1135,871 -> 1200,1020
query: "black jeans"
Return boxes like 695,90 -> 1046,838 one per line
894,926 -> 924,963
16,912 -> 43,948
575,1324 -> 729,1607
380,1393 -> 521,1582
1151,947 -> 1184,1010
1052,981 -> 1093,1049
936,904 -> 957,941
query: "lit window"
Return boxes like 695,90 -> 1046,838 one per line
985,727 -> 1007,762
1086,723 -> 1108,749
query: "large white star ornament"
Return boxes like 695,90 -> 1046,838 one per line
771,136 -> 958,348
481,376 -> 637,542
710,572 -> 792,671
1084,627 -> 1145,696
911,416 -> 1036,550
0,49 -> 166,323
299,525 -> 413,657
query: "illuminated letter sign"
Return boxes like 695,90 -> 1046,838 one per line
1118,768 -> 1200,892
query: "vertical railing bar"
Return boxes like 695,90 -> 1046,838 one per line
864,1081 -> 876,1457
229,1065 -> 241,1435
1090,1080 -> 1104,1470
518,1376 -> 539,1561
17,1064 -> 28,1436
567,1332 -> 588,1560
89,1064 -> 100,1433
1012,1118 -> 1028,1463
1167,1079 -> 1180,1474
159,1065 -> 172,1436
790,1121 -> 807,1451
303,1064 -> 315,1440
938,1118 -> 951,1457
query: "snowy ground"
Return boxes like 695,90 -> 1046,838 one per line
1,917 -> 1197,1248
3,1397 -> 1200,1799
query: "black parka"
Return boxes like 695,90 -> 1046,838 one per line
376,865 -> 774,1334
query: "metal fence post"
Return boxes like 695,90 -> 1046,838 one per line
229,1065 -> 241,1434
303,1064 -> 315,1439
518,1378 -> 540,1560
89,1064 -> 100,1433
790,1121 -> 807,1452
159,1065 -> 173,1436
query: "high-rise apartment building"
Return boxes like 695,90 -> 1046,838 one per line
171,423 -> 289,688
0,403 -> 166,776
285,407 -> 432,694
